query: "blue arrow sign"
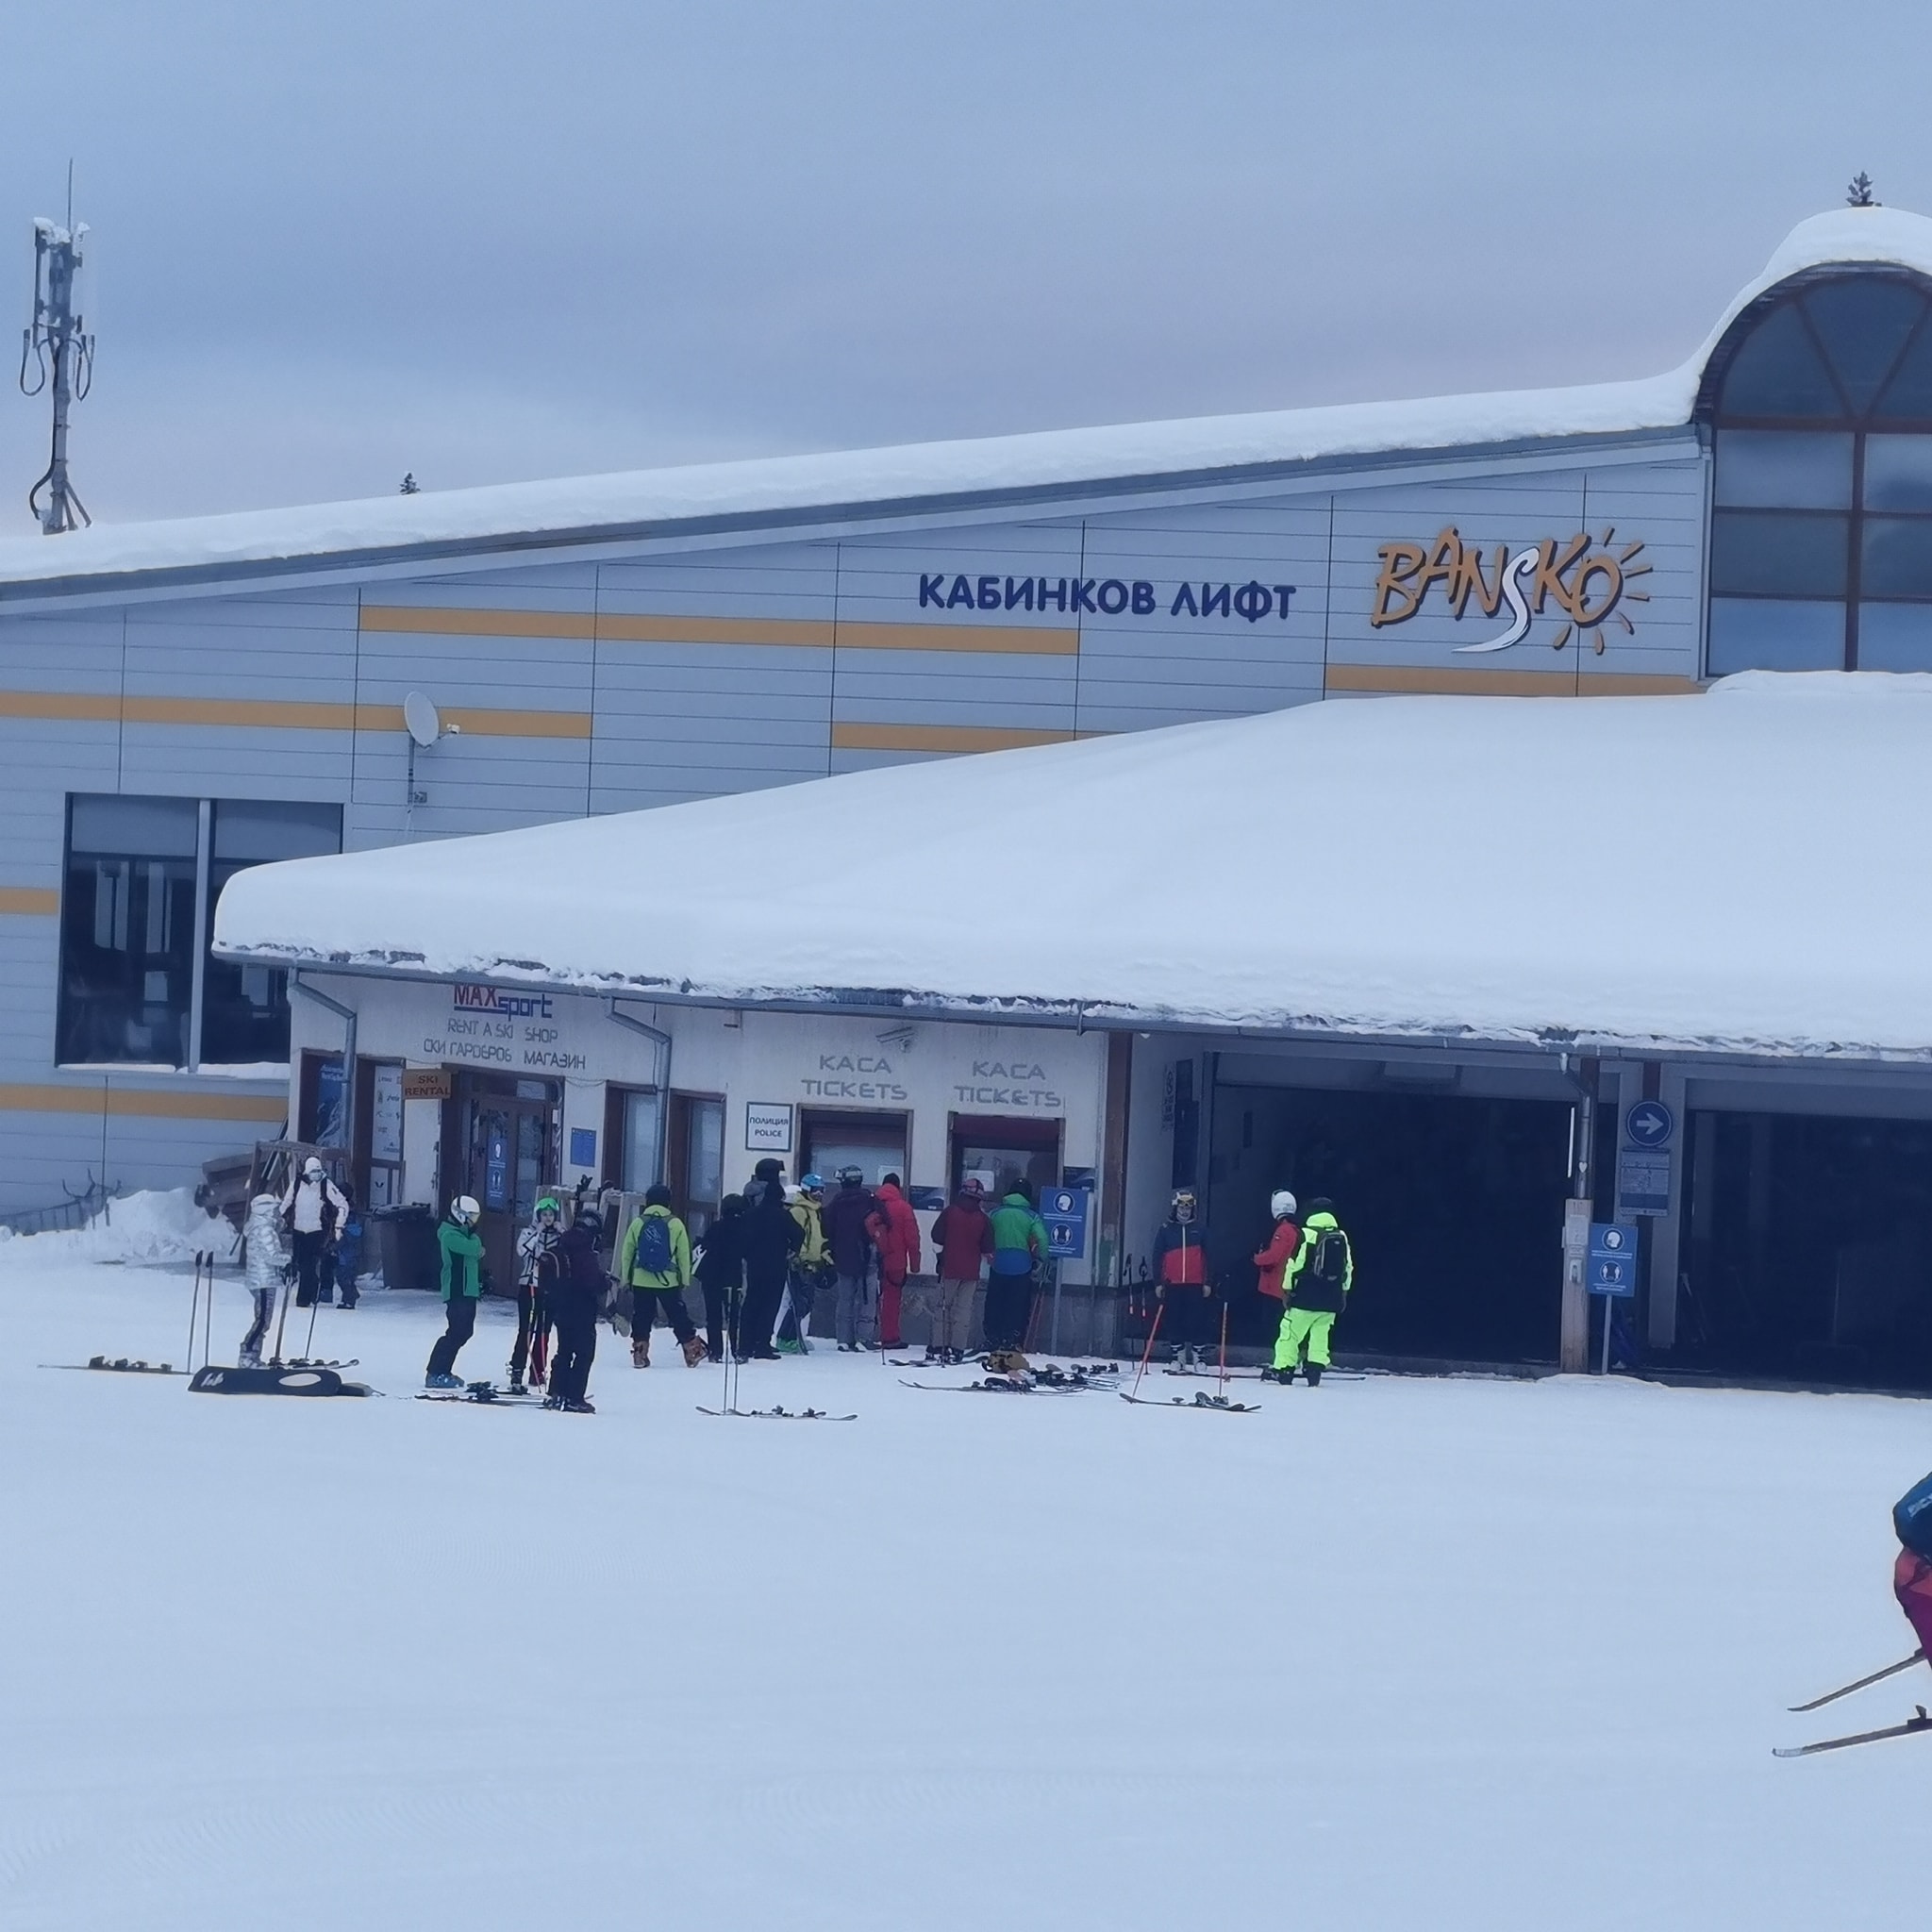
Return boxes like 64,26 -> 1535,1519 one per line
1625,1100 -> 1675,1150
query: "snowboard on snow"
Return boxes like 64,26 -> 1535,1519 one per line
189,1363 -> 370,1397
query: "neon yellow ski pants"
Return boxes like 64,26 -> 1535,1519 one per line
1273,1305 -> 1335,1372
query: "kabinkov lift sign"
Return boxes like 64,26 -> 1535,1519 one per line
919,572 -> 1297,623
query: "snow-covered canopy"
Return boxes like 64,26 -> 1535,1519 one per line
216,673 -> 1932,1063
5,209 -> 1930,597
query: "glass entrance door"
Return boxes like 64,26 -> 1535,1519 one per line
458,1076 -> 559,1291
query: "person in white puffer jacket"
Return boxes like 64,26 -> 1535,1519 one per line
242,1193 -> 291,1368
279,1156 -> 348,1310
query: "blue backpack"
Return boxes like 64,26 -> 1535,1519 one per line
635,1212 -> 675,1276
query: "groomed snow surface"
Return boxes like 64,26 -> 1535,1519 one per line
4,1214 -> 1930,1929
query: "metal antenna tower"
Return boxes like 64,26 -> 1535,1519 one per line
18,170 -> 93,534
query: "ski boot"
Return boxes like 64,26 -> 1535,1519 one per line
773,1337 -> 803,1355
680,1334 -> 708,1368
425,1372 -> 463,1391
562,1397 -> 596,1414
1304,1362 -> 1324,1387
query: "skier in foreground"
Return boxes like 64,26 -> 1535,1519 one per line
425,1196 -> 485,1390
1152,1190 -> 1212,1367
241,1192 -> 290,1368
1269,1198 -> 1353,1385
1778,1471 -> 1932,1755
509,1192 -> 561,1392
280,1155 -> 348,1309
544,1202 -> 608,1412
617,1186 -> 707,1367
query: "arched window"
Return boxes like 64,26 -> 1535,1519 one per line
1702,270 -> 1932,674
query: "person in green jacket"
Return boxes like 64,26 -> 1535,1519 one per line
985,1186 -> 1050,1357
425,1194 -> 485,1388
1269,1199 -> 1354,1386
618,1185 -> 706,1368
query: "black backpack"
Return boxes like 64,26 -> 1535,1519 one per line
1308,1226 -> 1350,1287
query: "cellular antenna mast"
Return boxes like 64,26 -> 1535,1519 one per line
18,169 -> 94,534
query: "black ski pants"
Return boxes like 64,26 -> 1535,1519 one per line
511,1283 -> 550,1385
1159,1285 -> 1210,1353
426,1292 -> 479,1377
549,1290 -> 598,1404
632,1285 -> 698,1347
291,1228 -> 327,1307
699,1278 -> 736,1358
983,1271 -> 1035,1352
736,1263 -> 787,1357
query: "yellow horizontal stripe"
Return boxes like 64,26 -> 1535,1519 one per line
1325,663 -> 1579,698
597,611 -> 835,648
834,619 -> 1076,657
125,694 -> 358,730
0,887 -> 59,916
0,1083 -> 287,1122
832,722 -> 1075,755
1575,673 -> 1704,696
0,689 -> 590,740
0,689 -> 122,722
360,604 -> 598,641
361,605 -> 1077,657
349,702 -> 591,741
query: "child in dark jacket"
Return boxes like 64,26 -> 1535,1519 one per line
693,1194 -> 746,1363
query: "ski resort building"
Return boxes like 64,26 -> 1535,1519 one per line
9,204 -> 1932,1383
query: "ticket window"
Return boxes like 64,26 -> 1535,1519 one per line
950,1114 -> 1062,1201
800,1108 -> 908,1189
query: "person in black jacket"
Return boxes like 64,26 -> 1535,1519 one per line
734,1159 -> 804,1360
544,1205 -> 609,1413
821,1166 -> 878,1351
693,1193 -> 746,1363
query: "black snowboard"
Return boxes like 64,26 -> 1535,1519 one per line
189,1364 -> 369,1398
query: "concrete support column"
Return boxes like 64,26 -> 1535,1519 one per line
1559,1056 -> 1599,1373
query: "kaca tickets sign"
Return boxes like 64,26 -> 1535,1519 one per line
1371,527 -> 1651,655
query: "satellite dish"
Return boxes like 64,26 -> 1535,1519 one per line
403,691 -> 441,749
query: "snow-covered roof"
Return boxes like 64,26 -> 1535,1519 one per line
6,208 -> 1931,600
215,672 -> 1932,1064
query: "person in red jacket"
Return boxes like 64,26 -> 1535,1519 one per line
1253,1190 -> 1301,1299
925,1177 -> 994,1361
864,1173 -> 922,1353
1152,1189 -> 1212,1367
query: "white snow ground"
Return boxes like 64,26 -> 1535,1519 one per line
4,1224 -> 1929,1930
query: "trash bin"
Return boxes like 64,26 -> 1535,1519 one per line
369,1204 -> 439,1292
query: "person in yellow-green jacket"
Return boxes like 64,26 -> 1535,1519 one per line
1268,1198 -> 1353,1386
618,1186 -> 706,1368
774,1174 -> 828,1354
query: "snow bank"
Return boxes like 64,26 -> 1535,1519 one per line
0,208 -> 1924,591
0,1189 -> 224,1268
214,671 -> 1932,1063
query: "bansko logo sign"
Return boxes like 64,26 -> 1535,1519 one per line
1371,527 -> 1651,655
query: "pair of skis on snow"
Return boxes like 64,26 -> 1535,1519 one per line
1777,1647 -> 1930,1756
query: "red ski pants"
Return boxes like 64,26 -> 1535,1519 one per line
878,1270 -> 906,1347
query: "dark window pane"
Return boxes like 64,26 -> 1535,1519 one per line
57,853 -> 197,1064
211,798 -> 343,864
1857,602 -> 1932,670
1717,302 -> 1844,419
1707,598 -> 1846,674
67,793 -> 196,858
1713,429 -> 1853,508
1861,434 -> 1932,509
1875,323 -> 1932,419
200,801 -> 341,1065
1860,516 -> 1932,598
1803,278 -> 1925,412
1710,509 -> 1849,596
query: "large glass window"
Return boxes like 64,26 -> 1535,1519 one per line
57,792 -> 341,1069
1705,270 -> 1932,673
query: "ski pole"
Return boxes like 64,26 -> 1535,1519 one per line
1129,1298 -> 1166,1401
202,1251 -> 215,1371
1217,1301 -> 1229,1395
302,1291 -> 321,1364
271,1271 -> 293,1366
186,1251 -> 203,1374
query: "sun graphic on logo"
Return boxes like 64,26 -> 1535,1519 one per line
1545,528 -> 1652,654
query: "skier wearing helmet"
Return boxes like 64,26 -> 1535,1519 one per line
545,1202 -> 609,1412
1152,1189 -> 1213,1367
241,1192 -> 291,1368
425,1195 -> 486,1389
1254,1191 -> 1303,1381
509,1193 -> 562,1393
278,1154 -> 347,1309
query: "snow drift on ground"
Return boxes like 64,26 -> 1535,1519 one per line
3,1249 -> 1929,1930
218,671 -> 1932,1061
0,208 -> 1919,591
0,1189 -> 225,1269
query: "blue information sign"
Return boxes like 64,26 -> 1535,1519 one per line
1039,1186 -> 1091,1261
1624,1101 -> 1675,1150
569,1126 -> 598,1170
1588,1221 -> 1640,1298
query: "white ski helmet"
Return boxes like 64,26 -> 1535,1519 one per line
1271,1189 -> 1298,1221
451,1195 -> 481,1226
302,1155 -> 325,1178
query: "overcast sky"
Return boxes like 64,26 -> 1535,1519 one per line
1,0 -> 1929,525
